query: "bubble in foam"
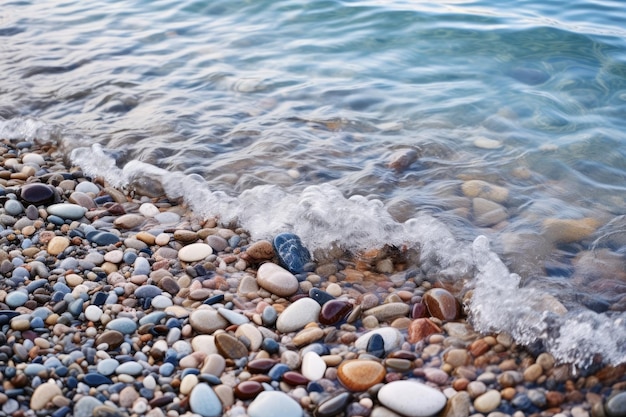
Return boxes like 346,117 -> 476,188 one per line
0,117 -> 59,143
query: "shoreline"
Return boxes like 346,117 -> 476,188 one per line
0,138 -> 624,417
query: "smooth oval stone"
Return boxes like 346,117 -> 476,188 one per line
316,392 -> 352,417
179,243 -> 213,262
214,332 -> 248,359
474,389 -> 502,414
362,302 -> 410,321
105,318 -> 137,334
20,183 -> 55,204
354,327 -> 403,352
319,300 -> 353,325
276,297 -> 321,333
257,262 -> 299,297
135,285 -> 162,299
309,288 -> 335,306
189,309 -> 228,334
217,307 -> 249,325
4,199 -> 24,216
189,383 -> 222,417
378,380 -> 447,417
95,330 -> 124,349
248,391 -> 303,417
423,288 -> 459,321
301,351 -> 326,381
5,291 -> 28,308
48,236 -> 70,256
606,392 -> 626,417
97,359 -> 120,376
247,358 -> 277,374
47,203 -> 87,220
31,381 -> 63,411
234,381 -> 264,400
84,373 -> 113,387
116,361 -> 143,376
273,232 -> 312,274
75,181 -> 100,194
86,231 -> 120,246
337,360 -> 385,391
282,371 -> 309,386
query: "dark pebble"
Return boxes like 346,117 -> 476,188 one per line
51,406 -> 72,417
86,231 -> 120,246
203,294 -> 225,305
198,374 -> 222,385
366,333 -> 385,358
234,381 -> 264,400
282,371 -> 309,386
262,338 -> 280,354
149,393 -> 175,408
319,300 -> 353,325
273,232 -> 312,274
84,373 -> 113,386
19,183 -> 55,205
247,358 -> 277,374
315,391 -> 352,417
309,288 -> 335,306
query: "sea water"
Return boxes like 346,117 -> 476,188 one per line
1,0 -> 626,369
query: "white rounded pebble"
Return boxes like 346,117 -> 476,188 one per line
355,327 -> 404,352
189,383 -> 222,417
248,391 -> 303,417
47,203 -> 87,220
378,380 -> 447,417
75,181 -> 100,194
178,243 -> 213,262
473,137 -> 503,149
152,295 -> 173,309
139,203 -> 160,217
301,351 -> 326,381
84,305 -> 103,322
257,263 -> 299,297
22,153 -> 45,165
276,297 -> 321,333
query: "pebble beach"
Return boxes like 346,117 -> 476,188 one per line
1,138 -> 625,417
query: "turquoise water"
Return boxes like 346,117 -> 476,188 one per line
2,0 -> 626,367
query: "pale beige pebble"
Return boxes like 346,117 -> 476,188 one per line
370,406 -> 403,417
362,302 -> 410,321
191,335 -> 218,355
202,353 -> 226,376
22,225 -> 36,236
467,381 -> 487,398
461,179 -> 509,203
190,308 -> 228,334
155,233 -> 171,246
473,137 -> 503,149
47,236 -> 70,256
65,273 -> 84,287
179,352 -> 207,369
444,348 -> 470,368
119,386 -> 140,408
178,243 -> 213,262
362,315 -> 379,329
34,337 -> 51,349
474,389 -> 502,413
51,395 -> 71,408
523,363 -> 543,382
238,275 -> 259,296
322,355 -> 343,367
326,283 -> 342,297
180,374 -> 199,395
114,213 -> 146,229
30,381 -> 63,410
101,262 -> 118,274
164,305 -> 191,318
542,217 -> 600,244
135,231 -> 156,245
235,323 -> 263,351
472,197 -> 508,227
104,250 -> 124,264
11,317 -> 31,331
496,332 -> 513,348
174,229 -> 199,243
536,352 -> 555,370
256,262 -> 299,297
214,384 -> 235,409
292,327 -> 324,347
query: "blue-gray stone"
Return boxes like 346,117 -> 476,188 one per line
5,291 -> 28,308
135,285 -> 161,299
52,405 -> 71,417
106,318 -> 137,334
139,311 -> 167,326
273,233 -> 312,274
512,394 -> 533,411
268,363 -> 290,381
20,239 -> 32,249
75,181 -> 100,194
115,361 -> 143,376
73,396 -> 103,417
218,307 -> 249,325
24,363 -> 47,376
30,316 -> 45,329
229,235 -> 240,248
189,383 -> 222,417
53,282 -> 71,294
68,298 -> 84,316
309,288 -> 334,306
11,267 -> 30,280
159,362 -> 175,377
606,392 -> 626,417
86,231 -> 120,246
59,257 -> 79,271
44,357 -> 63,369
315,392 -> 352,417
4,199 -> 23,216
300,343 -> 329,357
198,374 -> 222,385
83,373 -> 113,387
261,306 -> 277,327
0,310 -> 20,319
26,279 -> 47,293
123,251 -> 137,264
366,333 -> 385,358
262,338 -> 279,354
133,257 -> 151,276
47,215 -> 65,226
203,294 -> 225,305
47,203 -> 87,220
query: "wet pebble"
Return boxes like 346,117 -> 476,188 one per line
276,297 -> 321,333
423,288 -> 459,321
257,262 -> 299,297
189,383 -> 222,417
378,380 -> 447,417
248,391 -> 303,417
337,360 -> 386,391
273,232 -> 312,274
178,242 -> 213,262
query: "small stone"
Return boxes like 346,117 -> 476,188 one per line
119,386 -> 139,408
180,374 -> 199,395
246,240 -> 274,260
301,351 -> 327,381
179,243 -> 213,262
293,327 -> 324,346
444,349 -> 470,368
473,137 -> 503,149
423,288 -> 459,321
215,332 -> 248,359
5,291 -> 28,308
474,390 -> 502,414
247,391 -> 303,417
461,180 -> 509,203
217,307 -> 249,325
189,383 -> 222,417
190,309 -> 229,334
309,288 -> 335,306
257,262 -> 299,297
273,232 -> 312,274
542,218 -> 600,243
606,392 -> 626,417
472,198 -> 508,227
87,231 -> 120,246
114,213 -> 146,229
338,360 -> 386,391
116,361 -> 143,376
234,381 -> 264,400
523,363 -> 543,382
48,236 -> 70,256
235,323 -> 263,351
366,333 -> 385,358
315,392 -> 352,417
85,305 -> 103,322
362,302 -> 410,321
408,318 -> 441,343
31,381 -> 62,410
378,380 -> 447,417
20,183 -> 55,204
442,391 -> 471,417
97,358 -> 119,375
73,396 -> 103,417
105,318 -> 138,334
276,297 -> 321,333
4,199 -> 24,216
95,331 -> 124,349
319,300 -> 353,325
139,203 -> 160,217
354,328 -> 403,352
47,203 -> 87,220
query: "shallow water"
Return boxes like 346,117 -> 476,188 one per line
2,0 -> 626,368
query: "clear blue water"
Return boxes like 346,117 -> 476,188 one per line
2,0 -> 626,367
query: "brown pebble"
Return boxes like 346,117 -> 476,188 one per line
423,288 -> 459,321
337,360 -> 386,391
407,318 -> 441,343
247,358 -> 277,374
469,339 -> 490,357
245,240 -> 275,260
282,371 -> 309,386
234,381 -> 264,400
215,332 -> 248,359
95,330 -> 124,349
524,363 -> 543,382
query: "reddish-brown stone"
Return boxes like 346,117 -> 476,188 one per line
337,360 -> 386,391
215,333 -> 248,359
423,288 -> 459,321
469,339 -> 490,357
411,302 -> 427,319
319,300 -> 353,325
234,381 -> 264,400
407,318 -> 441,343
282,371 -> 309,386
247,358 -> 277,374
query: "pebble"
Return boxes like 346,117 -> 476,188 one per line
189,383 -> 222,417
354,327 -> 403,352
461,180 -> 509,203
47,203 -> 87,220
273,232 -> 312,274
474,389 -> 502,413
20,183 -> 55,204
319,300 -> 353,325
378,380 -> 447,417
5,290 -> 28,308
246,240 -> 274,260
257,262 -> 299,297
4,199 -> 24,215
247,391 -> 303,417
606,392 -> 626,417
73,396 -> 103,417
115,361 -> 143,376
337,360 -> 386,391
215,332 -> 248,359
408,318 -> 441,343
276,297 -> 321,333
178,242 -> 213,262
105,317 -> 138,334
363,302 -> 410,321
315,392 -> 352,417
190,309 -> 229,334
218,307 -> 249,325
97,358 -> 120,376
423,288 -> 459,321
114,213 -> 146,229
48,236 -> 70,255
301,351 -> 327,381
30,381 -> 62,410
